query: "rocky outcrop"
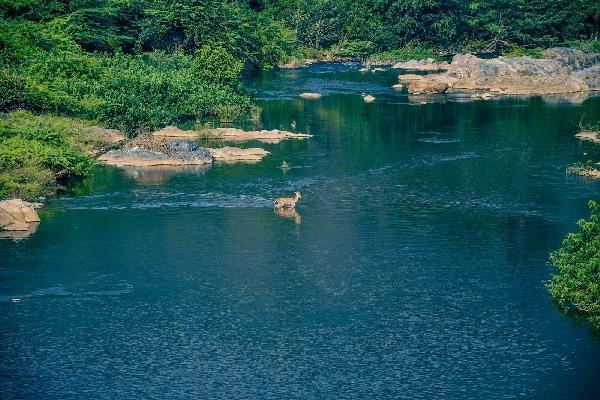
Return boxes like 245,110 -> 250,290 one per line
98,146 -> 213,167
410,48 -> 600,95
0,199 -> 41,232
99,139 -> 214,167
207,147 -> 270,162
153,126 -> 312,144
393,59 -> 449,72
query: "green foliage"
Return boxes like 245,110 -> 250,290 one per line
367,46 -> 441,65
333,40 -> 376,59
501,44 -> 544,59
265,0 -> 599,55
548,201 -> 600,329
567,39 -> 600,54
0,111 -> 97,200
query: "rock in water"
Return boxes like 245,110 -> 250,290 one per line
408,81 -> 449,94
98,145 -> 213,167
207,147 -> 270,162
299,92 -> 322,99
437,48 -> 600,94
0,199 -> 41,232
363,95 -> 376,103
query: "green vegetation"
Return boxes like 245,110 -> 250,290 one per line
500,45 -> 545,59
548,201 -> 600,329
0,111 -> 100,200
264,0 -> 599,56
366,46 -> 442,65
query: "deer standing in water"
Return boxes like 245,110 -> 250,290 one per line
274,192 -> 302,209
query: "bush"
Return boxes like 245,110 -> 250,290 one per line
366,45 -> 441,65
333,40 -> 376,59
0,111 -> 96,200
566,39 -> 600,53
548,201 -> 600,329
501,44 -> 544,58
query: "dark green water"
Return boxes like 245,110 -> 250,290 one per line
2,64 -> 600,399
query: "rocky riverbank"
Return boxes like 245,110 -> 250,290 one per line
399,48 -> 599,96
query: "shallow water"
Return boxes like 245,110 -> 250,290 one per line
2,64 -> 600,399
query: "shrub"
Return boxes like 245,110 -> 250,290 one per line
501,44 -> 544,58
566,39 -> 600,53
548,201 -> 600,329
0,111 -> 96,200
366,45 -> 441,65
333,40 -> 376,59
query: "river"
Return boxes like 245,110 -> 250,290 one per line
1,63 -> 600,399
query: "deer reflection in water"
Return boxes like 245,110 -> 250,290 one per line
274,207 -> 302,225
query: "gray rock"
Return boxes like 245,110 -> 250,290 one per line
168,139 -> 199,152
543,47 -> 600,71
98,146 -> 213,167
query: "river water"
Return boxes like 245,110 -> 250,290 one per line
1,64 -> 600,399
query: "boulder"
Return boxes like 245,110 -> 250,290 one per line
408,80 -> 449,94
0,199 -> 41,232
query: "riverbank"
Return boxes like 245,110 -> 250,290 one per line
0,111 -> 124,202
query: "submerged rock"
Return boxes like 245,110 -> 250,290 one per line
207,147 -> 270,163
299,92 -> 322,99
0,199 -> 41,233
363,95 -> 376,103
